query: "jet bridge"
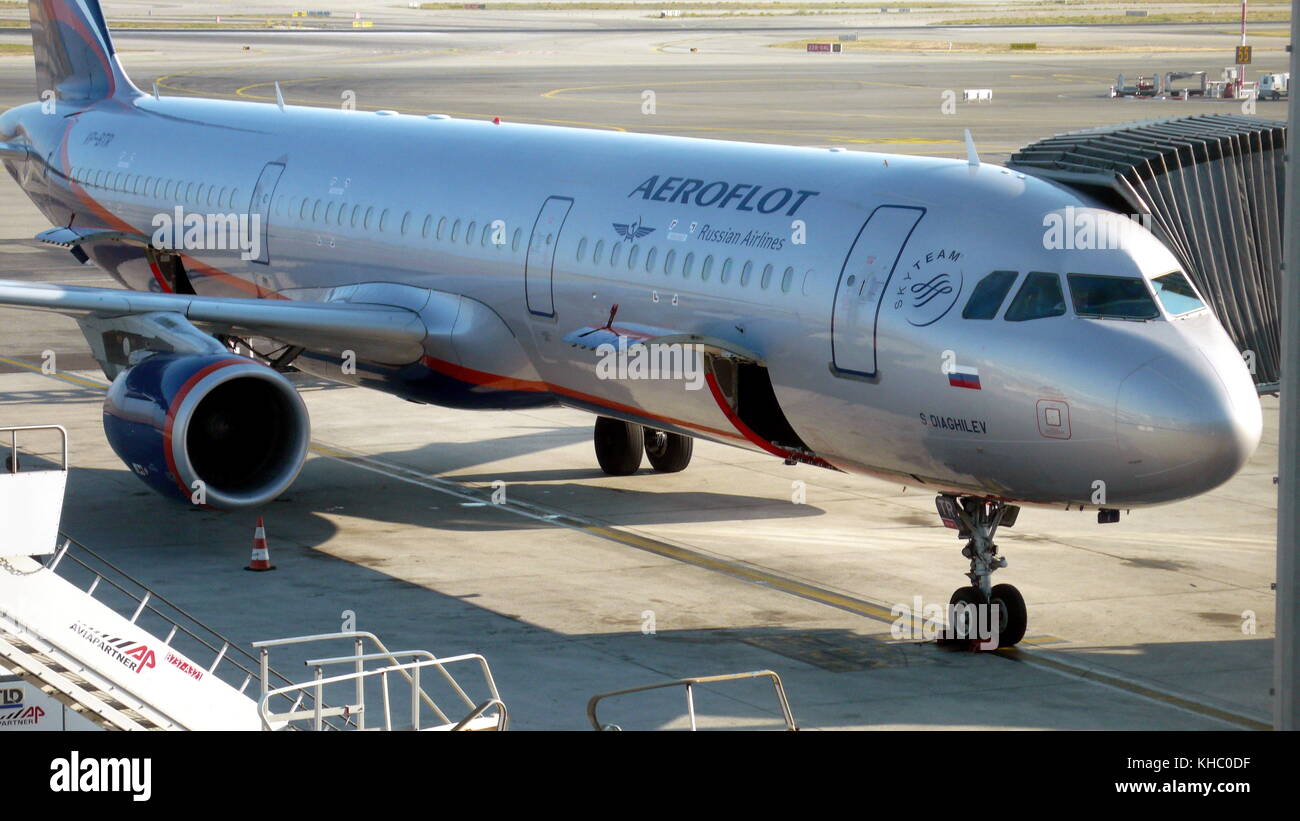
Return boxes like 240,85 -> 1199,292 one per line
1009,114 -> 1284,390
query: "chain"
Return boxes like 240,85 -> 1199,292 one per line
0,555 -> 44,577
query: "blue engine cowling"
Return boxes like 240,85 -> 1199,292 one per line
103,353 -> 311,509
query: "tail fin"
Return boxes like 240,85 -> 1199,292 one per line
29,0 -> 140,103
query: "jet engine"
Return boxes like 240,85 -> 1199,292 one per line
102,353 -> 311,509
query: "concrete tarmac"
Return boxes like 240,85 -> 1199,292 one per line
0,15 -> 1284,730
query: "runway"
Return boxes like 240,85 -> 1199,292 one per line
0,10 -> 1285,729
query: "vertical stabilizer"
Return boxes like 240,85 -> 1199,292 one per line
28,0 -> 140,104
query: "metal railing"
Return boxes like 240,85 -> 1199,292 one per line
588,670 -> 797,731
3,425 -> 68,473
253,631 -> 506,731
42,535 -> 340,728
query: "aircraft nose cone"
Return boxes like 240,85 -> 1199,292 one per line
1115,353 -> 1261,502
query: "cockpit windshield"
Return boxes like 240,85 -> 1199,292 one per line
1066,274 -> 1159,320
1004,272 -> 1066,322
1150,271 -> 1207,315
963,270 -> 1018,319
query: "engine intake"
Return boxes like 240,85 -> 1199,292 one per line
103,353 -> 311,509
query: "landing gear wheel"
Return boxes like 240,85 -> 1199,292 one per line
594,417 -> 644,476
644,429 -> 693,473
989,583 -> 1027,648
943,586 -> 987,647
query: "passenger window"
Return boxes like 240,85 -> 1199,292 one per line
1150,271 -> 1205,315
610,242 -> 622,267
701,255 -> 713,281
761,264 -> 773,290
325,202 -> 337,224
781,267 -> 794,293
313,200 -> 323,222
577,237 -> 587,262
451,219 -> 461,242
720,258 -> 733,284
682,253 -> 694,278
645,246 -> 657,273
381,209 -> 391,232
1067,274 -> 1159,320
593,239 -> 605,264
739,261 -> 751,286
436,217 -> 446,240
352,205 -> 361,228
665,250 -> 677,275
422,215 -> 432,238
1004,272 -> 1067,321
512,228 -> 521,252
963,270 -> 1018,319
466,221 -> 476,243
481,223 -> 492,246
628,244 -> 640,270
400,212 -> 411,235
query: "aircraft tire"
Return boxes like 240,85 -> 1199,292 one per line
947,586 -> 986,645
594,417 -> 644,475
644,429 -> 693,473
989,583 -> 1028,647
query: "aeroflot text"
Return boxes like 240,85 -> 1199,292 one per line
50,752 -> 151,802
629,176 -> 820,217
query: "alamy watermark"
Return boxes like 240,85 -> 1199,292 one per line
151,207 -> 262,261
891,596 -> 1001,649
595,338 -> 706,391
1043,207 -> 1155,251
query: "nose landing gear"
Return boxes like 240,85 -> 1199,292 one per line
936,495 -> 1028,648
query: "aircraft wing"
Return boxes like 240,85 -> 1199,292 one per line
0,279 -> 428,365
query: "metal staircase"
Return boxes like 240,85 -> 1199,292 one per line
1,424 -> 505,731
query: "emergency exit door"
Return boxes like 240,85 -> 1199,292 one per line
831,205 -> 925,378
525,196 -> 573,318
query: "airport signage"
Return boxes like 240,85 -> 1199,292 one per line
807,43 -> 842,53
1237,45 -> 1253,64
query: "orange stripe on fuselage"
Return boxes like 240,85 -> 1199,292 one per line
419,354 -> 748,444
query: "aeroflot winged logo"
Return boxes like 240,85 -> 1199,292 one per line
629,176 -> 820,216
613,218 -> 655,241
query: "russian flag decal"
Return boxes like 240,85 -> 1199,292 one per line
948,366 -> 981,390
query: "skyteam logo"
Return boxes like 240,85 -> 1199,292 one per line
894,249 -> 965,327
613,218 -> 655,241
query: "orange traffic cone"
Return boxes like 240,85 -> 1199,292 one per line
245,516 -> 276,572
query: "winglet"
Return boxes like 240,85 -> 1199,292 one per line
964,128 -> 980,167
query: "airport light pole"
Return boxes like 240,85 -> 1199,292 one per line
1276,0 -> 1300,731
1239,0 -> 1248,97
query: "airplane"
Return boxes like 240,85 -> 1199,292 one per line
0,0 -> 1264,647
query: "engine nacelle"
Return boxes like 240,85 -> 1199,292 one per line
103,353 -> 311,509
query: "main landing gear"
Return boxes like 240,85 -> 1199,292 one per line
935,495 -> 1028,648
593,417 -> 694,476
